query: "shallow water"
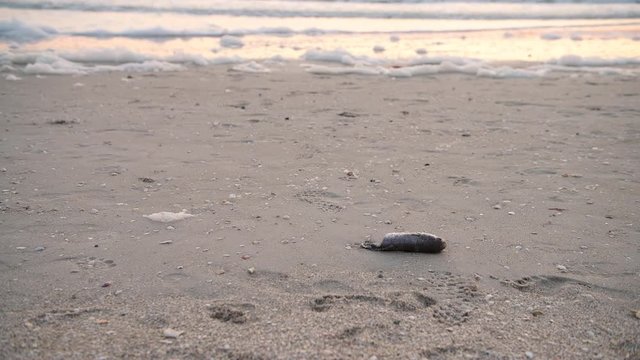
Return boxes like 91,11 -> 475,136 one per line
1,0 -> 639,75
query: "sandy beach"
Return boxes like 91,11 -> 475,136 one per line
1,67 -> 639,359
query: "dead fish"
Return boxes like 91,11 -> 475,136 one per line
361,232 -> 446,253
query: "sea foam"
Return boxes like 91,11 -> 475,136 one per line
549,55 -> 640,67
1,48 -> 249,75
19,53 -> 186,75
220,35 -> 245,48
232,61 -> 271,73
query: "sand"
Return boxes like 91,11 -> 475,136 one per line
1,67 -> 639,359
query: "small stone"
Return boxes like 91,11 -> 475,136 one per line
96,319 -> 109,325
223,254 -> 230,257
101,282 -> 112,288
507,211 -> 515,215
344,170 -> 357,178
634,310 -> 640,319
34,246 -> 45,252
241,255 -> 251,260
345,245 -> 352,250
163,328 -> 183,339
160,240 -> 173,245
90,208 -> 99,215
492,204 -> 502,210
384,220 -> 392,224
16,247 -> 26,250
216,269 -> 226,275
525,351 -> 534,359
531,309 -> 544,317
166,225 -> 175,230
282,215 -> 291,220
247,267 -> 255,274
556,265 -> 567,272
177,265 -> 184,270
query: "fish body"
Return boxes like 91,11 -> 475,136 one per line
362,232 -> 446,253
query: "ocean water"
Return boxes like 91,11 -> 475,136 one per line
1,0 -> 639,77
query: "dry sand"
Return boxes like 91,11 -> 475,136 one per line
1,67 -> 639,359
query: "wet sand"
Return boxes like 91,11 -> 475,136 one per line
1,67 -> 639,359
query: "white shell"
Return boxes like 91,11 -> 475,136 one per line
144,210 -> 194,223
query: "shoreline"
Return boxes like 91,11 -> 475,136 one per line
1,68 -> 639,359
3,57 -> 640,81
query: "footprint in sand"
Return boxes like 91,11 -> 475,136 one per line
295,189 -> 344,212
208,303 -> 257,324
72,256 -> 116,270
309,272 -> 482,327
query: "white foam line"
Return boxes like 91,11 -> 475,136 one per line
303,61 -> 617,79
306,64 -> 383,76
231,61 -> 272,73
538,64 -> 640,76
0,48 -> 246,70
549,54 -> 640,67
3,46 -> 638,77
302,49 -> 386,67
